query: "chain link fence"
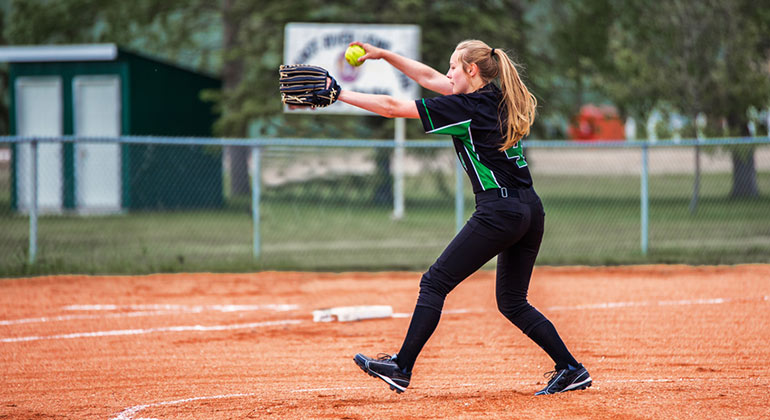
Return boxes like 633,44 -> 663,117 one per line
1,136 -> 769,275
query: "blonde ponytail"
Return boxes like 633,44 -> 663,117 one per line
456,40 -> 537,150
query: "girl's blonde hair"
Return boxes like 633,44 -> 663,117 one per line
455,40 -> 536,150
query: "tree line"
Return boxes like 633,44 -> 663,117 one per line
2,0 -> 769,196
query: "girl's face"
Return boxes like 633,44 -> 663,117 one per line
447,50 -> 473,94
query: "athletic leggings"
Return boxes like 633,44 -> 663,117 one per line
397,187 -> 579,371
418,187 -> 546,330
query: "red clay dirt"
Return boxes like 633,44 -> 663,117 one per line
1,265 -> 769,419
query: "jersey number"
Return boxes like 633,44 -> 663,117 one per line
504,143 -> 528,168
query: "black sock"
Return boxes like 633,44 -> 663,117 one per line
526,320 -> 580,370
396,305 -> 441,372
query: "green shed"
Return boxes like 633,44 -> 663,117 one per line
0,43 -> 222,213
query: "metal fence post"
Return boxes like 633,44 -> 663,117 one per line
640,141 -> 649,255
251,146 -> 262,259
455,160 -> 464,233
690,114 -> 706,214
29,139 -> 38,264
393,118 -> 405,219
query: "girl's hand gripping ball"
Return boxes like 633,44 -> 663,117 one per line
345,45 -> 366,67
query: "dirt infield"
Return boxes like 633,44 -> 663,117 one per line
1,265 -> 769,420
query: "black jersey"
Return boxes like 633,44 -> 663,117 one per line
415,83 -> 532,193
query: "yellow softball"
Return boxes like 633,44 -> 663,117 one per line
345,45 -> 366,67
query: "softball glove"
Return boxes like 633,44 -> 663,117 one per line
279,64 -> 341,108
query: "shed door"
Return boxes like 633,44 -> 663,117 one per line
15,77 -> 63,212
73,76 -> 121,213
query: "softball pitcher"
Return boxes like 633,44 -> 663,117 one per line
336,39 -> 592,396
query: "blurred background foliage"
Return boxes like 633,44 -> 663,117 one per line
0,0 -> 769,273
2,0 -> 767,139
1,0 -> 769,196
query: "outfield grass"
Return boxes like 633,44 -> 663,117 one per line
536,172 -> 770,265
1,169 -> 769,276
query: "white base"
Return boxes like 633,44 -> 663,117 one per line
312,305 -> 393,322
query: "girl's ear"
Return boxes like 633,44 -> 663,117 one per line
467,63 -> 476,77
470,62 -> 481,77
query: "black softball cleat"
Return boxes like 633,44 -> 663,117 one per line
534,365 -> 592,395
354,353 -> 411,393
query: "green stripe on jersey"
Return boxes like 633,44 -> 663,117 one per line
429,120 -> 499,190
421,99 -> 435,130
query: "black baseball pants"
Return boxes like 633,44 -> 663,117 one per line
418,186 -> 547,331
396,187 -> 579,371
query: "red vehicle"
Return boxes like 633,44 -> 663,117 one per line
568,104 -> 625,141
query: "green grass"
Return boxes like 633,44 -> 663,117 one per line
1,169 -> 769,276
535,172 -> 770,265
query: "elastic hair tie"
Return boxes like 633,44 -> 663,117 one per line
490,48 -> 496,56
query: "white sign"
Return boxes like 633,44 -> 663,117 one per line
283,23 -> 421,115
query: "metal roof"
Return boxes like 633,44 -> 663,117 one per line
0,44 -> 118,62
